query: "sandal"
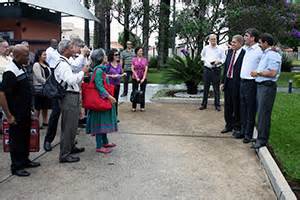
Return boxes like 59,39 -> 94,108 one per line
140,108 -> 145,112
103,143 -> 117,148
96,147 -> 112,153
131,108 -> 136,112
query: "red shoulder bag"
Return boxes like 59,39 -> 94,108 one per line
82,69 -> 114,111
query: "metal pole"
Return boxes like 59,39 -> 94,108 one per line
288,79 -> 293,93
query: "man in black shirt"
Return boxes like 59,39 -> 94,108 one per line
0,44 -> 40,177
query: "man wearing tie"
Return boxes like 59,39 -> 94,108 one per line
220,35 -> 245,136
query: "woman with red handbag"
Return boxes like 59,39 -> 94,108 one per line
85,49 -> 118,154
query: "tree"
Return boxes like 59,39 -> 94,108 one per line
84,0 -> 91,47
142,0 -> 150,58
118,31 -> 141,48
157,0 -> 171,69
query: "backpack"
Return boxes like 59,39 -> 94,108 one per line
42,60 -> 67,99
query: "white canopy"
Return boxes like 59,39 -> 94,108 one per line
19,0 -> 99,22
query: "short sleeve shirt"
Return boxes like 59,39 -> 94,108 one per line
131,57 -> 148,80
121,49 -> 135,71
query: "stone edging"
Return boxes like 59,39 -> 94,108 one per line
256,147 -> 297,200
151,97 -> 224,104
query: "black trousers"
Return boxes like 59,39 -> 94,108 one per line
224,80 -> 240,130
201,67 -> 221,107
122,71 -> 132,95
9,120 -> 31,172
132,79 -> 147,109
257,82 -> 277,145
240,80 -> 257,139
44,98 -> 61,144
114,84 -> 120,116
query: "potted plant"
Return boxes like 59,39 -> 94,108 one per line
164,53 -> 203,94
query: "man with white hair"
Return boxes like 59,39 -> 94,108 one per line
199,34 -> 225,111
55,39 -> 89,163
0,38 -> 10,82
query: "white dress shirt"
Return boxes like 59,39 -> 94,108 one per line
54,56 -> 84,93
69,54 -> 88,73
201,45 -> 226,68
0,55 -> 11,81
240,43 -> 263,79
46,47 -> 60,68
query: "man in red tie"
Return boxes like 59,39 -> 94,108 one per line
220,35 -> 245,136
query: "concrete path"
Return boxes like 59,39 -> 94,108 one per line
0,103 -> 276,200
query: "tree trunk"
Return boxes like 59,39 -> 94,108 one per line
84,0 -> 90,47
158,0 -> 171,69
105,2 -> 111,50
123,0 -> 131,48
94,0 -> 105,48
142,0 -> 150,59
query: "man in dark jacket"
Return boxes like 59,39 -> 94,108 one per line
220,35 -> 245,136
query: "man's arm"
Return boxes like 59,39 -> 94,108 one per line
0,91 -> 15,124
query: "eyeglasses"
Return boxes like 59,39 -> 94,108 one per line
114,54 -> 119,56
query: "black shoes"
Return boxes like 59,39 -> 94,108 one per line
215,106 -> 221,112
251,142 -> 266,149
25,161 -> 41,168
12,169 -> 30,177
199,105 -> 207,110
243,138 -> 251,143
233,131 -> 244,139
221,128 -> 232,134
60,155 -> 80,163
120,93 -> 127,97
71,147 -> 85,154
44,142 -> 52,152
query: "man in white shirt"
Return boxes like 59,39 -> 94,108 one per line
0,38 -> 10,82
238,28 -> 263,142
46,39 -> 60,69
55,39 -> 89,163
200,34 -> 225,111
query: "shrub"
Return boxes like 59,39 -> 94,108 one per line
163,55 -> 203,94
294,74 -> 300,87
148,56 -> 158,68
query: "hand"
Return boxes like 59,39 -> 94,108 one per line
108,95 -> 116,104
220,84 -> 224,91
7,114 -> 16,125
122,73 -> 127,77
140,78 -> 145,83
136,78 -> 140,82
81,46 -> 90,56
82,66 -> 89,73
250,71 -> 258,77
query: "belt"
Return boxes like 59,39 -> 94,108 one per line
205,66 -> 220,70
241,79 -> 255,82
257,80 -> 276,86
65,91 -> 80,94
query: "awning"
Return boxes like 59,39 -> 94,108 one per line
19,0 -> 99,22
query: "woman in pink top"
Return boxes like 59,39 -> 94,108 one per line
131,47 -> 148,112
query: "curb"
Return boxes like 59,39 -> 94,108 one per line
151,97 -> 224,104
256,146 -> 297,200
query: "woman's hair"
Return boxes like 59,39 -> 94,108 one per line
107,48 -> 118,62
135,46 -> 143,55
90,48 -> 106,67
34,49 -> 49,66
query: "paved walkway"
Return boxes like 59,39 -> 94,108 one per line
0,103 -> 276,200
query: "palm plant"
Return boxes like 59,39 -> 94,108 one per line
164,54 -> 203,94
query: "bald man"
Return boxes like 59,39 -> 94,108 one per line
1,44 -> 40,177
200,34 -> 225,111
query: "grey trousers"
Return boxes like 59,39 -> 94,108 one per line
59,93 -> 80,160
256,82 -> 277,145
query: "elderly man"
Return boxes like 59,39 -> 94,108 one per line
0,44 -> 40,176
55,40 -> 88,163
250,33 -> 282,149
220,35 -> 245,136
0,38 -> 10,82
200,34 -> 225,111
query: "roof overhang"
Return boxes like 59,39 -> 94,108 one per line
19,0 -> 99,22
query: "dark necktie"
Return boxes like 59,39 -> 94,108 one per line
227,50 -> 236,79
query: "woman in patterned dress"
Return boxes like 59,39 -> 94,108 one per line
86,49 -> 118,154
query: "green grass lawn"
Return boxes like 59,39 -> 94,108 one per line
292,59 -> 300,66
277,72 -> 300,88
269,92 -> 300,181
